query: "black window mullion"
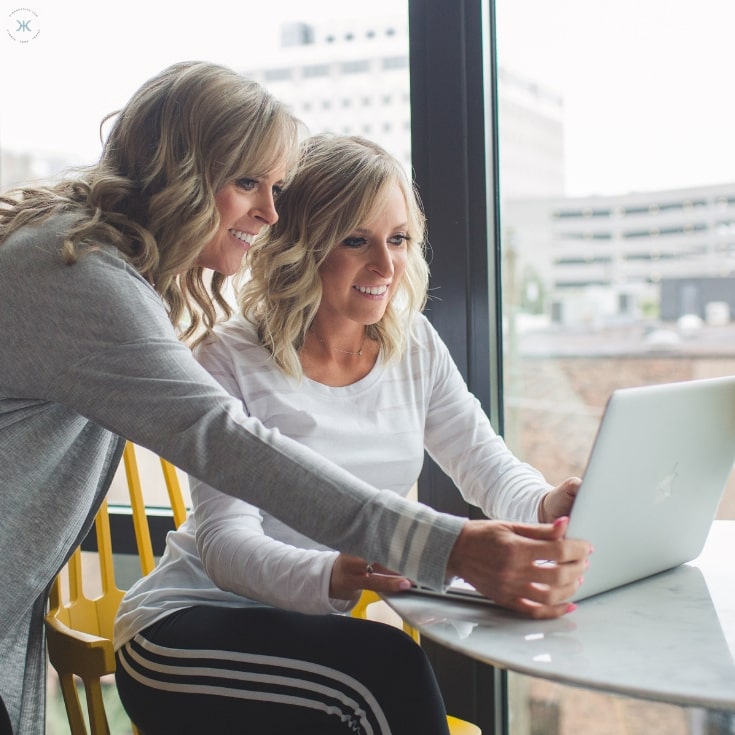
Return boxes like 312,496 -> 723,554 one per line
409,1 -> 507,733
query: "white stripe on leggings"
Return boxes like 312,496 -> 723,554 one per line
119,634 -> 392,735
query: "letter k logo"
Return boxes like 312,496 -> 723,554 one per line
7,8 -> 40,43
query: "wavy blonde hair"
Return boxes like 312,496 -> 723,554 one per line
238,134 -> 429,377
0,60 -> 302,344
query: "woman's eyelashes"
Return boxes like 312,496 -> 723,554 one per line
341,233 -> 410,249
234,178 -> 284,199
388,233 -> 410,246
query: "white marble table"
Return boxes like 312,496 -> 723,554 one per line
383,520 -> 735,711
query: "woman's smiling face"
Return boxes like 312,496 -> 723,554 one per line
197,168 -> 286,275
317,184 -> 410,328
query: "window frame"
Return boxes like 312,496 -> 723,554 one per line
409,1 -> 507,732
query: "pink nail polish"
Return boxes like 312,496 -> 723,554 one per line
553,516 -> 569,528
566,602 -> 578,614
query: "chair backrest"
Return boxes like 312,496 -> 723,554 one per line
351,588 -> 420,642
45,442 -> 188,735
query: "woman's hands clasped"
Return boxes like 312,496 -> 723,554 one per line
330,553 -> 412,601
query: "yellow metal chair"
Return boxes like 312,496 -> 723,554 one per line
45,442 -> 188,735
352,590 -> 482,735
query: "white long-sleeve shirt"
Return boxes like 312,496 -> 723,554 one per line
114,313 -> 552,647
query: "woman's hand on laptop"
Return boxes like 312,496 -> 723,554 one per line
538,477 -> 582,523
446,517 -> 591,619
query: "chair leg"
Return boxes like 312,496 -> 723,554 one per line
82,678 -> 111,735
56,673 -> 90,735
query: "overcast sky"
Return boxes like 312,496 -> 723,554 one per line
2,0 -> 734,197
496,0 -> 735,196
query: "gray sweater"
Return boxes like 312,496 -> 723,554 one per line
0,214 -> 464,735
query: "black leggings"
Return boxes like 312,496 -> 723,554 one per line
115,605 -> 451,735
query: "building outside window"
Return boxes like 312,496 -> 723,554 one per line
495,1 -> 735,733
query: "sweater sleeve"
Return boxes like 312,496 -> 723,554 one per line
0,228 -> 464,589
419,318 -> 551,523
190,478 -> 353,614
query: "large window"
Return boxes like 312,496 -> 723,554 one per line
1,4 -> 411,733
495,1 -> 735,733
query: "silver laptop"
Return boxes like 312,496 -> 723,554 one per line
414,375 -> 735,605
566,375 -> 735,601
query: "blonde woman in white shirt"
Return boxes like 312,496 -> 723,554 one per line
114,134 -> 589,735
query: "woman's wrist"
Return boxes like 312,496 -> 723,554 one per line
538,491 -> 551,523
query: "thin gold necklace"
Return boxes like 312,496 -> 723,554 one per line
311,330 -> 366,357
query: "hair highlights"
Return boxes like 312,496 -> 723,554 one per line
0,61 -> 303,344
